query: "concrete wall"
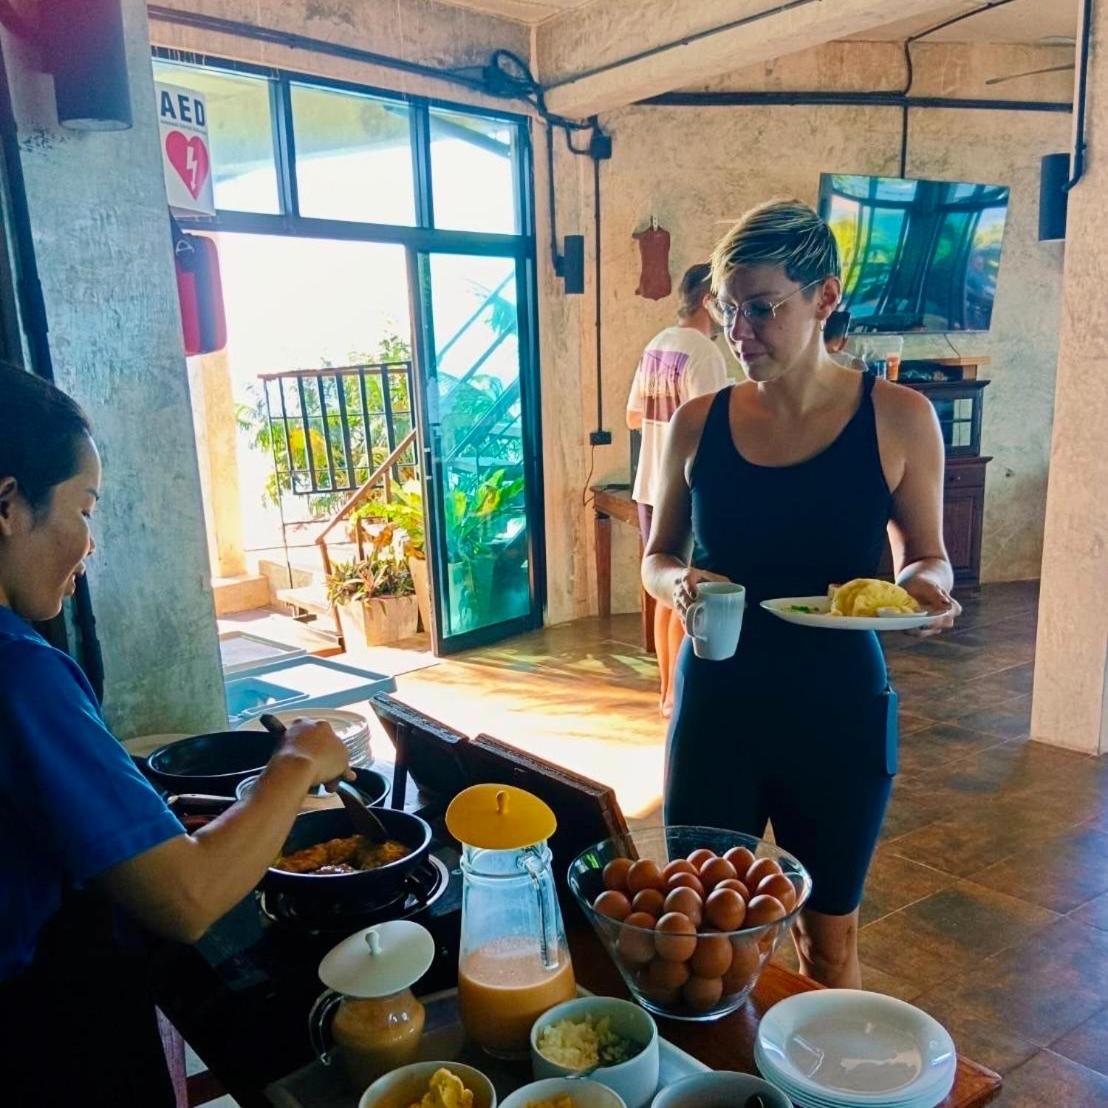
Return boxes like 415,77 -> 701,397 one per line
1033,2 -> 1108,756
565,41 -> 1071,615
2,1 -> 226,737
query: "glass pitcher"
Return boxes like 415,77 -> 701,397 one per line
447,785 -> 576,1058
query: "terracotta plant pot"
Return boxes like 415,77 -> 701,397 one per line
337,594 -> 419,648
408,555 -> 431,633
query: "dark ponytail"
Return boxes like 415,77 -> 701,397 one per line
0,361 -> 92,513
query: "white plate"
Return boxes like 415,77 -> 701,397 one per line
761,596 -> 950,632
756,990 -> 956,1105
236,707 -> 372,766
755,1040 -> 952,1108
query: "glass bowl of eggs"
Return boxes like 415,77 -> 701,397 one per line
567,826 -> 812,1022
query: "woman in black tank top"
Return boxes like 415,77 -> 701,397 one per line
642,201 -> 959,990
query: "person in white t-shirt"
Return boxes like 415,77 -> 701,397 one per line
626,263 -> 728,716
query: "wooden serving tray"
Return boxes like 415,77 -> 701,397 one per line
265,987 -> 708,1108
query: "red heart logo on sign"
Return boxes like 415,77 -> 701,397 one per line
165,130 -> 210,200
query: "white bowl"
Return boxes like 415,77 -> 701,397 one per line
650,1071 -> 790,1108
531,997 -> 659,1108
502,1078 -> 625,1108
358,1060 -> 496,1108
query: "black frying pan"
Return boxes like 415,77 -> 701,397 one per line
145,730 -> 280,796
262,806 -> 433,909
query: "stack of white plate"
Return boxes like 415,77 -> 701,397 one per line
236,708 -> 373,768
755,990 -> 956,1108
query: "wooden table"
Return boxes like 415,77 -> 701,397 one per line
569,924 -> 1002,1107
591,484 -> 656,653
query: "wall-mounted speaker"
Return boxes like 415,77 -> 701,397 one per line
41,0 -> 132,131
561,234 -> 585,294
1039,152 -> 1070,242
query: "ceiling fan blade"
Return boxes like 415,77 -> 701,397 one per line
985,63 -> 1076,86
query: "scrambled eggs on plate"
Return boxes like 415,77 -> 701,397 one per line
829,579 -> 922,618
407,1068 -> 474,1108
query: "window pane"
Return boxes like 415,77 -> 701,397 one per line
291,84 -> 415,225
429,108 -> 519,234
152,61 -> 280,213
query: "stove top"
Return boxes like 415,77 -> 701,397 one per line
258,854 -> 452,935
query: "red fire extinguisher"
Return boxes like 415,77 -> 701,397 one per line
171,215 -> 227,355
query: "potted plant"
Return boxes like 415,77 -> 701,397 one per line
354,480 -> 430,633
326,524 -> 418,648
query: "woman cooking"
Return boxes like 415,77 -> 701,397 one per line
643,200 -> 959,990
0,364 -> 354,1103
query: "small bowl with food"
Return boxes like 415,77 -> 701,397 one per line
568,827 -> 811,1023
358,1061 -> 496,1108
532,997 -> 659,1108
264,807 -> 432,911
651,1072 -> 789,1108
501,1077 -> 625,1108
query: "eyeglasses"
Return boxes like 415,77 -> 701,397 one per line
708,278 -> 825,329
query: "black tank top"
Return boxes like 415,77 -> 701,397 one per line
688,375 -> 892,692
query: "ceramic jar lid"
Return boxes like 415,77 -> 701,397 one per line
445,783 -> 557,850
318,920 -> 435,998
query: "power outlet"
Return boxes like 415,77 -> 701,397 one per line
589,430 -> 612,446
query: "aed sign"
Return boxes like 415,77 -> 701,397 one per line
156,82 -> 215,215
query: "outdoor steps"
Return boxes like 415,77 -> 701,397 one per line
212,573 -> 271,616
275,584 -> 332,617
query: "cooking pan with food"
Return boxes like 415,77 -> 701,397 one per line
263,806 -> 433,908
145,730 -> 280,796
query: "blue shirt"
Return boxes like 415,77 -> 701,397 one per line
0,606 -> 184,979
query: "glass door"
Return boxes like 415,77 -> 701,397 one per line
412,250 -> 543,653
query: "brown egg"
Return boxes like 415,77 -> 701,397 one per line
603,858 -> 633,892
627,859 -> 665,895
645,956 -> 691,991
616,911 -> 657,964
690,933 -> 733,978
721,937 -> 762,994
714,878 -> 751,902
593,890 -> 632,922
687,848 -> 717,868
743,857 -> 783,892
723,846 -> 757,876
757,873 -> 798,913
663,886 -> 704,928
638,980 -> 679,1006
744,894 -> 787,929
631,888 -> 666,919
682,974 -> 724,1012
654,912 -> 698,962
661,859 -> 697,883
665,872 -> 706,897
704,888 -> 746,932
699,856 -> 739,892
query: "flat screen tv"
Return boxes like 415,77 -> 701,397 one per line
818,173 -> 1010,334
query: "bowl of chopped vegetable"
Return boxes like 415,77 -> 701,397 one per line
531,997 -> 659,1108
501,1078 -> 625,1108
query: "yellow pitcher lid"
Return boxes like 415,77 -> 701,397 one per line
445,784 -> 556,850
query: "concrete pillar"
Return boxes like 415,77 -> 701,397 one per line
1032,1 -> 1108,755
187,347 -> 247,579
1,0 -> 226,737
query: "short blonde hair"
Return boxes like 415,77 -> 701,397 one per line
710,199 -> 840,293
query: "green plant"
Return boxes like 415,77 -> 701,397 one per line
352,480 -> 425,560
446,468 -> 526,564
325,524 -> 414,605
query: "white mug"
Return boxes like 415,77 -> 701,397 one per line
686,582 -> 745,660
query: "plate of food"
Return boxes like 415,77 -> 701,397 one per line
761,579 -> 951,631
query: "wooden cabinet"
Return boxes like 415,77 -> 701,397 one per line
878,451 -> 991,586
